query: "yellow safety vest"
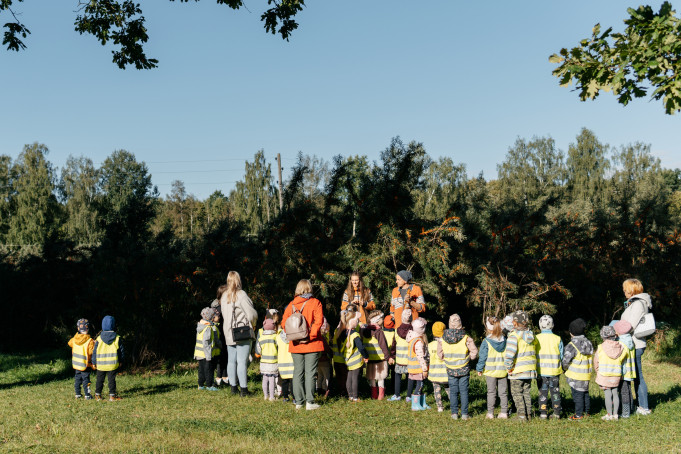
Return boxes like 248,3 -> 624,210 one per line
331,333 -> 344,364
384,330 -> 396,354
427,340 -> 447,383
342,331 -> 363,371
362,333 -> 385,361
258,332 -> 278,364
276,331 -> 294,379
212,324 -> 222,356
620,344 -> 637,381
509,332 -> 537,374
442,335 -> 470,370
395,335 -> 409,366
194,325 -> 216,360
597,345 -> 627,377
536,332 -> 562,376
407,338 -> 424,375
565,342 -> 593,381
482,338 -> 507,378
72,338 -> 93,371
95,335 -> 120,371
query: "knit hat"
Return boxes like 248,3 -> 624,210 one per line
397,270 -> 412,283
449,313 -> 462,329
368,310 -> 384,326
600,325 -> 617,340
538,315 -> 554,330
613,320 -> 633,336
263,319 -> 275,331
77,318 -> 89,334
432,321 -> 445,338
383,315 -> 395,329
501,315 -> 514,333
401,309 -> 413,324
412,318 -> 427,335
201,307 -> 216,321
512,310 -> 529,327
569,318 -> 586,336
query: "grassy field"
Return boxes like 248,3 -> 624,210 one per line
1,351 -> 680,453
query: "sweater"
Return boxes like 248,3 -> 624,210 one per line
390,285 -> 425,329
621,293 -> 653,349
220,290 -> 258,346
341,290 -> 376,324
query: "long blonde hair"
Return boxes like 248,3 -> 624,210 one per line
223,271 -> 242,303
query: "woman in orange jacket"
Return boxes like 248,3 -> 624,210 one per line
390,270 -> 426,329
341,271 -> 375,325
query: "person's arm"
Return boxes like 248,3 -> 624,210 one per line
437,338 -> 445,361
476,340 -> 489,373
87,339 -> 96,368
239,292 -> 258,329
622,301 -> 646,335
504,334 -> 518,372
341,291 -> 349,311
466,336 -> 478,360
411,286 -> 426,313
308,299 -> 323,341
377,331 -> 390,358
92,340 -> 98,366
593,346 -> 600,373
559,340 -> 564,362
354,336 -> 370,359
415,340 -> 428,374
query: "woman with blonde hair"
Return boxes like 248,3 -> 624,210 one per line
220,271 -> 258,396
341,272 -> 375,325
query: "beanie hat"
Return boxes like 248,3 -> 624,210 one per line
201,307 -> 216,321
600,325 -> 617,340
397,270 -> 412,283
77,318 -> 90,334
449,314 -> 462,329
383,315 -> 395,329
102,315 -> 116,331
569,318 -> 586,336
539,315 -> 554,330
401,309 -> 413,324
368,310 -> 384,326
432,321 -> 445,338
412,318 -> 427,336
613,320 -> 633,336
512,310 -> 529,327
263,319 -> 275,331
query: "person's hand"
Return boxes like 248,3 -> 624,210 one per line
507,369 -> 513,375
363,358 -> 369,363
477,371 -> 482,376
422,371 -> 428,379
388,358 -> 395,365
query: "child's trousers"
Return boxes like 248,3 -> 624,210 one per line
537,375 -> 561,417
346,368 -> 361,399
95,370 -> 117,396
316,362 -> 331,391
262,374 -> 276,399
74,370 -> 91,397
603,387 -> 620,416
570,387 -> 591,417
432,382 -> 450,411
485,376 -> 508,414
334,362 -> 348,396
619,380 -> 633,418
197,359 -> 215,387
447,375 -> 470,416
510,378 -> 532,418
279,377 -> 291,399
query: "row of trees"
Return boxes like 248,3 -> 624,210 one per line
2,129 -> 680,364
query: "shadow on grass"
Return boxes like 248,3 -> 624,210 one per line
649,384 -> 681,409
124,382 -> 183,396
0,367 -> 72,390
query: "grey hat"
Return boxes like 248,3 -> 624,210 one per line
600,325 -> 617,340
539,315 -> 554,330
397,270 -> 412,283
201,307 -> 216,321
512,310 -> 529,326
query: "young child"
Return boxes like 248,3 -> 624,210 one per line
440,314 -> 478,420
211,299 -> 229,387
383,314 -> 397,397
93,315 -> 124,401
407,318 -> 429,411
194,307 -> 219,391
256,317 -> 279,401
476,316 -> 508,419
613,320 -> 636,418
332,304 -> 358,396
316,317 -> 333,398
535,315 -> 563,419
504,310 -> 537,421
428,321 -> 450,412
68,318 -> 95,399
276,324 -> 294,402
338,310 -> 369,402
562,318 -> 593,420
361,310 -> 390,400
389,310 -> 413,401
594,325 -> 627,420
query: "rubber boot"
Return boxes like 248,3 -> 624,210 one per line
421,393 -> 431,410
411,394 -> 424,411
370,386 -> 378,400
377,387 -> 385,400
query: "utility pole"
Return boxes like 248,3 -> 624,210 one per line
276,153 -> 284,210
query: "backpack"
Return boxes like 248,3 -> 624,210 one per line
284,300 -> 309,341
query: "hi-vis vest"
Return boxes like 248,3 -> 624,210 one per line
276,331 -> 294,379
212,324 -> 222,356
95,335 -> 120,371
597,345 -> 627,378
620,344 -> 637,380
194,325 -> 218,360
442,335 -> 470,370
565,342 -> 593,381
395,335 -> 409,366
407,338 -> 424,375
362,332 -> 385,361
72,338 -> 93,371
509,332 -> 537,374
342,331 -> 363,371
482,338 -> 507,378
427,340 -> 447,383
536,332 -> 562,376
332,333 -> 344,364
258,331 -> 278,364
384,330 -> 396,356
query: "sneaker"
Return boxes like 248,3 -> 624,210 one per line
95,395 -> 102,401
569,415 -> 583,421
461,415 -> 470,420
269,397 -> 276,402
206,387 -> 219,391
486,413 -> 494,420
75,395 -> 82,399
540,414 -> 548,419
611,415 -> 619,420
306,402 -> 320,411
295,404 -> 303,410
451,414 -> 459,420
85,395 -> 93,400
282,397 -> 291,403
437,407 -> 444,413
109,395 -> 122,401
198,386 -> 206,390
388,395 -> 402,401
636,407 -> 652,415
215,378 -> 222,386
552,414 -> 560,419
497,413 -> 508,419
601,414 -> 611,421
405,397 -> 411,403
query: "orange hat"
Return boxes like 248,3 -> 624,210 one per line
384,314 -> 395,329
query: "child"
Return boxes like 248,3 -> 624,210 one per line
211,299 -> 229,387
407,318 -> 429,411
504,310 -> 536,421
594,325 -> 627,420
535,315 -> 563,419
332,304 -> 358,396
316,317 -> 333,398
276,325 -> 294,402
562,318 -> 593,420
440,314 -> 478,420
389,310 -> 413,401
476,316 -> 508,419
256,318 -> 279,401
337,310 -> 369,402
613,320 -> 636,418
383,315 -> 397,397
194,307 -> 219,391
68,318 -> 95,399
93,315 -> 124,401
361,310 -> 390,400
428,321 -> 450,412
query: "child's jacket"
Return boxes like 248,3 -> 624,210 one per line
562,335 -> 593,391
504,329 -> 537,379
476,336 -> 507,378
439,328 -> 478,377
93,316 -> 124,371
194,320 -> 218,361
594,340 -> 626,388
360,324 -> 390,362
68,333 -> 95,371
618,334 -> 637,381
535,330 -> 563,377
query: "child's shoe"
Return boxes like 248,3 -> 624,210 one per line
85,395 -> 93,400
601,414 -> 611,421
269,397 -> 276,402
551,414 -> 560,419
461,415 -> 470,420
636,407 -> 652,415
405,396 -> 411,403
569,415 -> 583,420
420,393 -> 431,410
198,386 -> 206,390
540,414 -> 548,419
486,413 -> 494,419
109,395 -> 122,401
75,395 -> 82,399
411,395 -> 423,411
206,386 -> 219,391
518,416 -> 527,423
282,397 -> 291,403
95,394 -> 102,401
497,413 -> 508,419
215,378 -> 222,386
451,413 -> 459,420
438,406 -> 444,413
306,402 -> 320,411
388,395 -> 402,401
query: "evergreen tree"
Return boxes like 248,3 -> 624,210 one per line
229,150 -> 277,235
60,156 -> 102,245
566,128 -> 610,204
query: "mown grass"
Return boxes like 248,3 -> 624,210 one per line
1,350 -> 680,453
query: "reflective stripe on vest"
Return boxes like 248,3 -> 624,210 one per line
72,339 -> 92,371
96,335 -> 120,371
442,335 -> 470,370
536,332 -> 562,376
212,325 -> 221,357
194,325 -> 214,360
407,338 -> 423,375
482,338 -> 507,378
395,335 -> 409,366
259,332 -> 278,364
276,331 -> 294,379
597,345 -> 626,377
565,342 -> 593,381
342,332 -> 363,371
511,333 -> 537,374
362,334 -> 385,361
621,344 -> 637,380
427,340 -> 447,383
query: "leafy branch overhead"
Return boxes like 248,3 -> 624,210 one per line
549,2 -> 681,115
1,0 -> 306,69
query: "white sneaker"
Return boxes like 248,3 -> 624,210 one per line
486,413 -> 494,419
636,407 -> 652,415
306,402 -> 320,410
601,414 -> 611,421
295,404 -> 303,410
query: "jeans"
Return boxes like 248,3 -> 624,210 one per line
634,348 -> 649,410
74,370 -> 91,397
448,375 -> 469,416
197,359 -> 215,387
571,387 -> 590,417
227,341 -> 251,388
292,352 -> 320,404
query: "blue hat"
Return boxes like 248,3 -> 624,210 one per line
102,315 -> 116,331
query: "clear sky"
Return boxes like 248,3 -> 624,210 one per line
1,1 -> 679,199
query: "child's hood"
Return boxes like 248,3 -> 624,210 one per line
485,336 -> 506,352
442,328 -> 467,344
196,320 -> 212,334
570,335 -> 594,355
601,339 -> 624,359
515,329 -> 535,344
618,333 -> 634,350
396,323 -> 411,339
102,315 -> 116,331
70,333 -> 92,346
99,330 -> 118,345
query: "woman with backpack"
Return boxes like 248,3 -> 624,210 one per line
281,279 -> 325,411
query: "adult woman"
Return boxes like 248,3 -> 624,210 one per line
220,271 -> 258,396
390,270 -> 426,329
620,278 -> 653,415
281,279 -> 324,410
341,272 -> 375,325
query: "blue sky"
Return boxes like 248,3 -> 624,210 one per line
1,1 -> 679,199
